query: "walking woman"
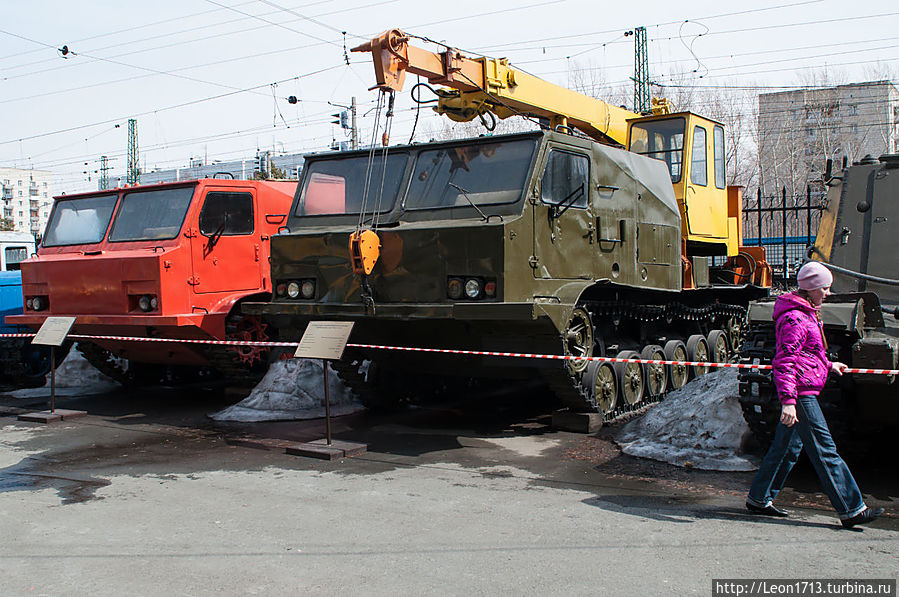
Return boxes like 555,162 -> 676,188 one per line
745,261 -> 883,528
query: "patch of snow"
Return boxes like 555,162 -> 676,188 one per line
479,436 -> 562,457
9,350 -> 119,398
210,358 -> 363,422
615,368 -> 759,471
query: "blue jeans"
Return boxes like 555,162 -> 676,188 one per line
747,394 -> 866,520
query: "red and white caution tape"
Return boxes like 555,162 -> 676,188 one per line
2,332 -> 897,375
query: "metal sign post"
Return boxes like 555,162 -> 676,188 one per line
18,316 -> 87,423
286,322 -> 366,460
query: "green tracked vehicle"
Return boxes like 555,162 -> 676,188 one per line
244,30 -> 771,422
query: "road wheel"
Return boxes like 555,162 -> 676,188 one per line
663,340 -> 689,390
686,334 -> 710,378
707,329 -> 729,366
640,344 -> 667,398
564,308 -> 594,375
582,360 -> 617,415
614,350 -> 643,407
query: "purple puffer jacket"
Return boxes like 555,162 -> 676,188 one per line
771,292 -> 832,405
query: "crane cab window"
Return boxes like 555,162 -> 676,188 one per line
199,192 -> 254,236
629,118 -> 684,183
541,150 -> 588,209
714,125 -> 726,189
690,126 -> 708,186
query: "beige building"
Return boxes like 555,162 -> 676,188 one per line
0,167 -> 53,237
757,80 -> 899,197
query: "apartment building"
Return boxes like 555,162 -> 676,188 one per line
0,167 -> 53,237
757,80 -> 899,196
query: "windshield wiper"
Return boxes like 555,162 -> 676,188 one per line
550,183 -> 585,219
448,182 -> 489,222
206,214 -> 230,253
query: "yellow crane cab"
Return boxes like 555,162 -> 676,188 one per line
628,112 -> 738,258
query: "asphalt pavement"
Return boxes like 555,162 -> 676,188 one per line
0,385 -> 895,596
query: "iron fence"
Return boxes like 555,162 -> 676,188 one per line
741,185 -> 826,287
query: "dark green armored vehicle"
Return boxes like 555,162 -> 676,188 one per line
739,154 -> 899,443
245,28 -> 773,422
244,128 -> 766,420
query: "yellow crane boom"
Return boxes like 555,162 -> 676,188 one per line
352,29 -> 644,146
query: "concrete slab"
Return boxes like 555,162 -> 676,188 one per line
285,442 -> 345,460
552,409 -> 603,433
307,438 -> 367,457
17,411 -> 63,423
54,409 -> 87,420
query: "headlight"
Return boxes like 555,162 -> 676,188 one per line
464,278 -> 481,299
25,298 -> 33,310
484,281 -> 497,298
447,277 -> 463,300
287,281 -> 300,299
301,279 -> 315,299
31,296 -> 44,311
138,295 -> 157,312
150,296 -> 158,310
276,283 -> 287,297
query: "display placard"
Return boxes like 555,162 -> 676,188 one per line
293,321 -> 355,360
31,316 -> 76,347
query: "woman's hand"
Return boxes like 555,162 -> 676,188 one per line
831,361 -> 848,375
780,404 -> 798,427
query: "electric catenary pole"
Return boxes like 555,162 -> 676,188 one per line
127,119 -> 140,185
633,26 -> 650,114
99,156 -> 110,190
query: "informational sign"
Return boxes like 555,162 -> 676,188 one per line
294,321 -> 355,360
31,316 -> 77,347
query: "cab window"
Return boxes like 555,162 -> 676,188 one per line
541,150 -> 588,209
714,125 -> 726,189
199,192 -> 254,236
690,126 -> 707,186
629,117 -> 684,183
3,246 -> 27,270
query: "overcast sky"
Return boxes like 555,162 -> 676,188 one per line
1,0 -> 897,193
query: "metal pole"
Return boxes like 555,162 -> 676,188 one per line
350,97 -> 358,150
757,188 -> 762,248
50,345 -> 56,413
322,358 -> 332,446
806,184 -> 812,248
782,186 -> 788,288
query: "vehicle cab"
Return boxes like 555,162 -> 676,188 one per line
6,178 -> 296,373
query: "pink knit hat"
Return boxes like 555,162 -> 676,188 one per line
797,261 -> 833,290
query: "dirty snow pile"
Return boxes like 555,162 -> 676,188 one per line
615,368 -> 759,471
210,358 -> 363,422
10,350 -> 119,398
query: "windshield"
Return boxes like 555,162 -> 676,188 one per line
108,187 -> 194,242
296,153 -> 407,216
42,195 -> 117,247
405,139 -> 536,210
629,117 -> 685,183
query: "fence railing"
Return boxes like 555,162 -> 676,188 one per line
741,185 -> 825,287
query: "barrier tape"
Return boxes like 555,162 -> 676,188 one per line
3,332 -> 898,376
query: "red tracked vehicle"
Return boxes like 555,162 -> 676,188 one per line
6,177 -> 296,386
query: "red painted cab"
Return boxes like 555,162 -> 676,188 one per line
7,178 -> 296,386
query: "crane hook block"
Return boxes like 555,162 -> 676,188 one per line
349,229 -> 381,275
